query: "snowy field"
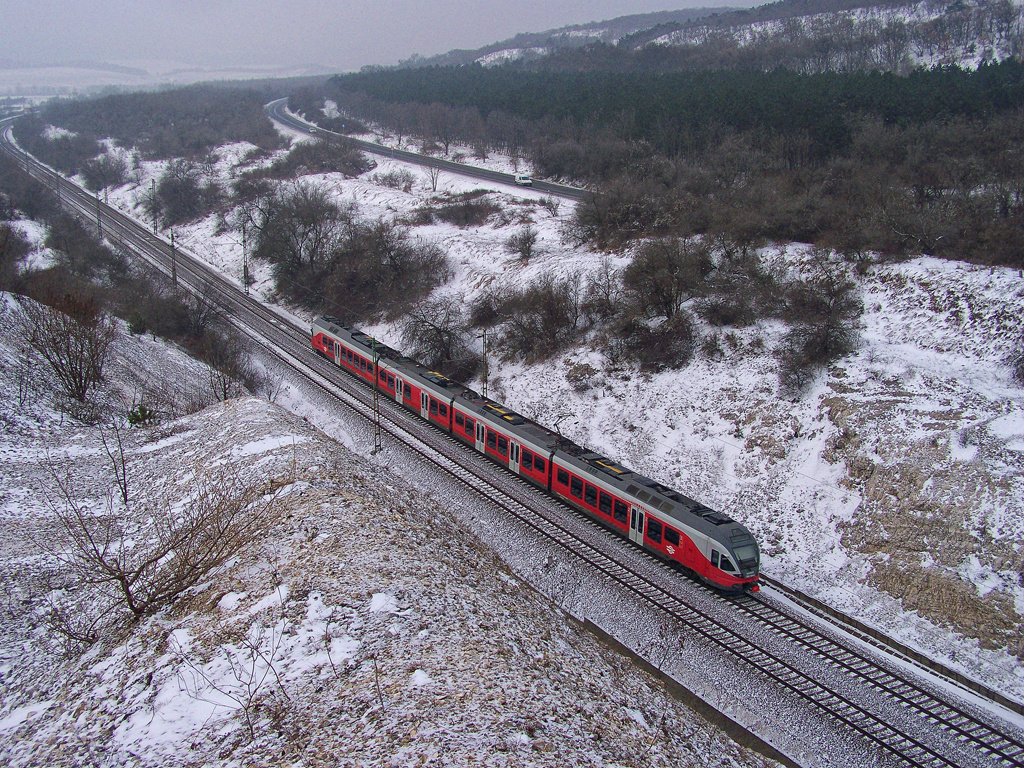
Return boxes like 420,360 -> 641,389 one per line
0,295 -> 776,767
13,110 -> 1024,714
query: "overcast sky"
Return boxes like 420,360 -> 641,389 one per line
4,1 -> 742,72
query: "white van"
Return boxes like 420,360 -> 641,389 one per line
514,174 -> 533,186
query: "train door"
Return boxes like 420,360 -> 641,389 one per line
420,391 -> 430,419
475,422 -> 486,452
629,506 -> 645,545
394,378 -> 404,404
509,441 -> 521,473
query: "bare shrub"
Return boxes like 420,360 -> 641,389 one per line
415,194 -> 501,228
0,223 -> 31,290
372,168 -> 415,192
622,237 -> 713,321
505,225 -> 539,261
198,329 -> 262,402
18,290 -> 120,403
251,136 -> 373,180
777,254 -> 862,396
82,152 -> 128,193
582,256 -> 622,322
155,159 -> 222,227
40,466 -> 279,642
173,604 -> 291,741
489,272 -> 587,363
606,312 -> 697,372
402,296 -> 480,381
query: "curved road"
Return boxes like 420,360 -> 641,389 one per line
265,98 -> 589,202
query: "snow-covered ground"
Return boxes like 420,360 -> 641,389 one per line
0,294 -> 776,766
28,114 -> 1024,711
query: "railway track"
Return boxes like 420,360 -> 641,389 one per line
4,120 -> 1023,768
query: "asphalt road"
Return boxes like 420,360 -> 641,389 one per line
265,98 -> 589,202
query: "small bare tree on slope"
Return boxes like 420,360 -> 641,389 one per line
39,464 -> 280,645
18,290 -> 119,403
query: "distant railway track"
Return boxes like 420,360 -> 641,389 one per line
3,119 -> 1023,768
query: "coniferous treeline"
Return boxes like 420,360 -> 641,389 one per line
300,61 -> 1024,265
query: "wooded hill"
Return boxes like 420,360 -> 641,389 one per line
299,58 -> 1024,266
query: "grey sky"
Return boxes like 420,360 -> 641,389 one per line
4,1 -> 741,71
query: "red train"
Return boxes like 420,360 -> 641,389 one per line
312,316 -> 760,592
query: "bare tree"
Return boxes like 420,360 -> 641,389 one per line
402,296 -> 479,381
424,161 -> 442,193
40,465 -> 279,640
100,420 -> 130,506
18,292 -> 120,402
622,237 -> 713,321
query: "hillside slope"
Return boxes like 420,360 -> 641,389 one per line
0,294 -> 775,766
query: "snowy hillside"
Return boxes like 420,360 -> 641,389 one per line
653,0 -> 1024,71
0,294 -> 775,766
32,108 -> 1024,710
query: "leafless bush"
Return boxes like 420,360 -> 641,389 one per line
372,168 -> 415,192
413,194 -> 501,228
505,225 -> 539,261
198,329 -> 262,402
40,465 -> 280,644
777,253 -> 862,396
486,271 -> 587,363
622,236 -> 713,321
81,152 -> 128,193
540,195 -> 562,218
17,291 -> 120,403
605,312 -> 697,372
173,604 -> 291,741
582,256 -> 622,322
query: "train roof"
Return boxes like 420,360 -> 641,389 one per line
552,443 -> 752,544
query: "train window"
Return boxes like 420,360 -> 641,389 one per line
496,436 -> 508,455
535,457 -> 546,473
664,528 -> 680,546
584,484 -> 597,506
613,500 -> 628,524
646,518 -> 662,543
465,419 -> 474,436
720,555 -> 735,572
711,550 -> 720,568
379,370 -> 386,382
360,358 -> 367,372
570,477 -> 583,499
404,387 -> 413,403
556,468 -> 569,485
439,404 -> 448,417
598,491 -> 612,515
455,412 -> 464,427
430,400 -> 438,415
346,349 -> 353,362
522,451 -> 533,471
486,431 -> 496,448
388,374 -> 395,389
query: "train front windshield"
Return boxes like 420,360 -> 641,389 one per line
732,543 -> 760,576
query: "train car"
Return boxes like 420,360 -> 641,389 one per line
311,316 -> 760,592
